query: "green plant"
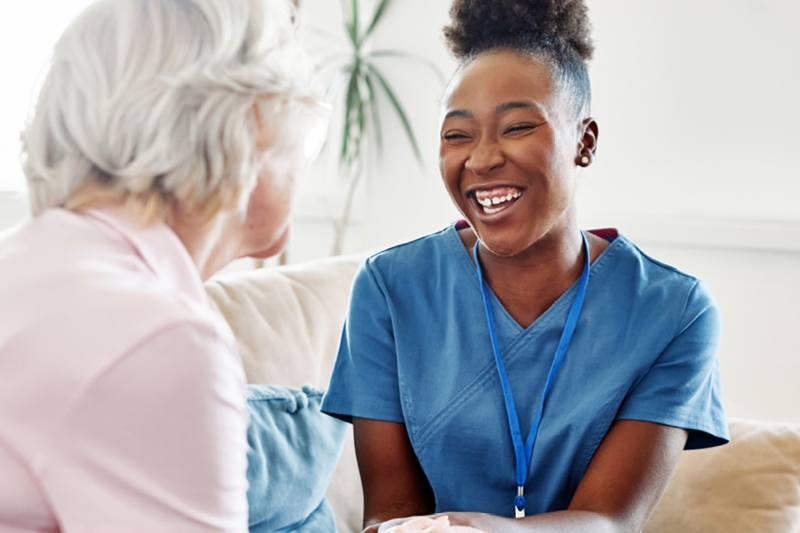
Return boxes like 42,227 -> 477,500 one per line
315,0 -> 444,255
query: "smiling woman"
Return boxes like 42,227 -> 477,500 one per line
440,52 -> 598,263
438,51 -> 602,328
320,1 -> 729,532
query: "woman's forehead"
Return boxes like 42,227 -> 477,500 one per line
443,50 -> 557,113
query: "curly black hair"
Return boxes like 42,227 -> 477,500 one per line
443,0 -> 594,119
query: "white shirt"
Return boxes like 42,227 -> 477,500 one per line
0,208 -> 249,533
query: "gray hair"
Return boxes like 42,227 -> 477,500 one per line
22,0 -> 322,221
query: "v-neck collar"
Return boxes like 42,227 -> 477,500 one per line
445,222 -> 624,336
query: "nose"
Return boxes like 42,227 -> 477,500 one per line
465,138 -> 505,176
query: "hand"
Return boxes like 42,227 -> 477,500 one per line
379,516 -> 448,533
378,516 -> 488,533
437,512 -> 494,532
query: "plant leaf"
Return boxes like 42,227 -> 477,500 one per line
313,54 -> 349,75
362,74 -> 383,158
342,0 -> 358,46
356,83 -> 366,161
341,65 -> 360,167
368,49 -> 447,85
350,0 -> 359,46
361,0 -> 392,45
365,63 -> 423,167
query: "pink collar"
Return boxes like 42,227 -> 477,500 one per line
83,207 -> 207,306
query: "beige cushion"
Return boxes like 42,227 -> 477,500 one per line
206,253 -> 368,533
206,254 -> 366,389
646,418 -> 800,533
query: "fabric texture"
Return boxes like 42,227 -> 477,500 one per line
322,223 -> 728,518
0,207 -> 249,533
645,417 -> 800,532
246,384 -> 347,533
206,255 -> 369,389
206,255 -> 369,533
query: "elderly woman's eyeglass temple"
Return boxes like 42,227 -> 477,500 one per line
304,101 -> 333,161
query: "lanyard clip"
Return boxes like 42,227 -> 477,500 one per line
514,486 -> 525,518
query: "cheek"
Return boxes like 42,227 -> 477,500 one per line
533,134 -> 579,217
520,132 -> 568,188
260,154 -> 298,203
248,226 -> 290,259
439,152 -> 465,200
241,151 -> 301,255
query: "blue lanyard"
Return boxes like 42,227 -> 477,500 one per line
473,232 -> 590,518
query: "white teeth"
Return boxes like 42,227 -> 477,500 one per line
475,190 -> 522,212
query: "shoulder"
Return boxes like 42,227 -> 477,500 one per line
342,224 -> 467,313
592,233 -> 720,332
120,320 -> 242,385
606,234 -> 713,296
361,224 -> 462,284
0,209 -> 237,381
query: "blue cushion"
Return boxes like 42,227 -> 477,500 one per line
246,384 -> 347,533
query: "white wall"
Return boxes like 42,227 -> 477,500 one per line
0,0 -> 96,194
584,0 -> 800,224
0,193 -> 29,238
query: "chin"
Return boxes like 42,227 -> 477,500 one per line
480,239 -> 527,258
474,226 -> 534,257
244,227 -> 290,260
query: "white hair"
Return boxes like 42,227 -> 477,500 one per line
22,0 -> 322,221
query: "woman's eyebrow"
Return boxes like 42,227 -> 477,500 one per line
444,101 -> 541,120
496,101 -> 538,113
444,109 -> 473,120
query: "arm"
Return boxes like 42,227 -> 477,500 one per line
354,418 -> 436,533
358,417 -> 687,533
43,322 -> 249,532
446,420 -> 687,533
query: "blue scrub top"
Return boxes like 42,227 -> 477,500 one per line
321,224 -> 728,518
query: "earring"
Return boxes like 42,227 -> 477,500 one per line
581,156 -> 590,165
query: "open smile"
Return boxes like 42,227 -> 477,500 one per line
469,186 -> 524,216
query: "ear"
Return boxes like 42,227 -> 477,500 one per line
576,118 -> 599,167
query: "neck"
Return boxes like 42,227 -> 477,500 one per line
472,224 -> 587,329
481,226 -> 584,288
167,210 -> 243,282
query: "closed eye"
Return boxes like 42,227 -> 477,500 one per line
504,124 -> 536,134
443,131 -> 470,141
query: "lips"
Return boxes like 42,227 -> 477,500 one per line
469,186 -> 523,216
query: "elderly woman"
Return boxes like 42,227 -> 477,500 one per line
0,0 -> 325,531
321,1 -> 729,532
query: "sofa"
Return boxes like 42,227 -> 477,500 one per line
205,253 -> 800,533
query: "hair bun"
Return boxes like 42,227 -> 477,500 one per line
444,0 -> 594,62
